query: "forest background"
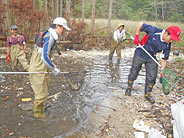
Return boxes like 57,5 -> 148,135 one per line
0,0 -> 184,49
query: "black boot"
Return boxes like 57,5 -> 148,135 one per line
125,88 -> 132,96
144,84 -> 155,104
125,80 -> 134,96
109,56 -> 112,61
144,92 -> 155,104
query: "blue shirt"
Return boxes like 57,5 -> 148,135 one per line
42,31 -> 56,69
36,28 -> 58,70
135,23 -> 171,60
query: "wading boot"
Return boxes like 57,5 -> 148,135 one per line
34,104 -> 44,118
109,56 -> 112,61
117,59 -> 120,64
144,92 -> 155,104
144,84 -> 155,104
125,80 -> 134,96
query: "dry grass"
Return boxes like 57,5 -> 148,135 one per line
84,18 -> 184,35
82,19 -> 184,49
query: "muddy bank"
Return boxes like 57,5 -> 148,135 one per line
0,47 -> 183,138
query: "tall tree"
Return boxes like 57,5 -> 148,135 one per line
82,0 -> 85,21
66,0 -> 71,24
108,0 -> 112,38
51,0 -> 54,18
39,0 -> 42,10
91,0 -> 96,36
155,0 -> 157,20
55,0 -> 59,17
162,0 -> 164,21
33,0 -> 35,9
1,0 -> 6,34
60,0 -> 63,16
4,0 -> 9,34
44,0 -> 47,12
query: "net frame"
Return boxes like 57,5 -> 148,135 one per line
161,68 -> 179,95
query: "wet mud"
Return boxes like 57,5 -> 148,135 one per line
0,48 -> 183,138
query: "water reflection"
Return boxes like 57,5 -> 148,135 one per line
108,60 -> 120,83
0,52 -> 146,138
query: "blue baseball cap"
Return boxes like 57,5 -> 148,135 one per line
11,25 -> 18,30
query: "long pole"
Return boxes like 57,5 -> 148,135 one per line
125,31 -> 162,68
0,71 -> 86,75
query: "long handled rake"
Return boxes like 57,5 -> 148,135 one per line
126,31 -> 181,95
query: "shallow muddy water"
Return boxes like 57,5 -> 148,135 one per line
0,49 -> 147,138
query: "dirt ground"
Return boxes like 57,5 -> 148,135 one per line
65,48 -> 184,138
0,47 -> 183,138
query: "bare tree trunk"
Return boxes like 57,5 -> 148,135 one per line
162,0 -> 164,21
108,0 -> 112,38
82,0 -> 85,22
44,0 -> 49,28
56,0 -> 59,17
155,0 -> 157,20
51,0 -> 54,18
44,0 -> 47,12
33,0 -> 35,9
66,0 -> 71,24
91,0 -> 96,36
4,0 -> 9,34
60,0 -> 63,16
39,0 -> 42,11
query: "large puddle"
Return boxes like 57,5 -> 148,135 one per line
0,49 -> 146,138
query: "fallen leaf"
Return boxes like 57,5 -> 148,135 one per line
2,96 -> 8,102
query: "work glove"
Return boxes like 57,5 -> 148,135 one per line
134,35 -> 139,45
140,34 -> 149,46
24,51 -> 28,55
6,54 -> 10,63
52,67 -> 60,76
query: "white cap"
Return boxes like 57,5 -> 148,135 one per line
53,17 -> 71,31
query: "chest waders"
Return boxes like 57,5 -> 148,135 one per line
9,35 -> 29,71
109,41 -> 124,61
29,33 -> 51,118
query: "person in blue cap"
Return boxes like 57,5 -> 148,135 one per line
6,25 -> 29,71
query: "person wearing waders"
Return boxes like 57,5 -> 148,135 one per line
109,24 -> 126,62
125,23 -> 181,104
29,17 -> 71,118
6,25 -> 29,71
